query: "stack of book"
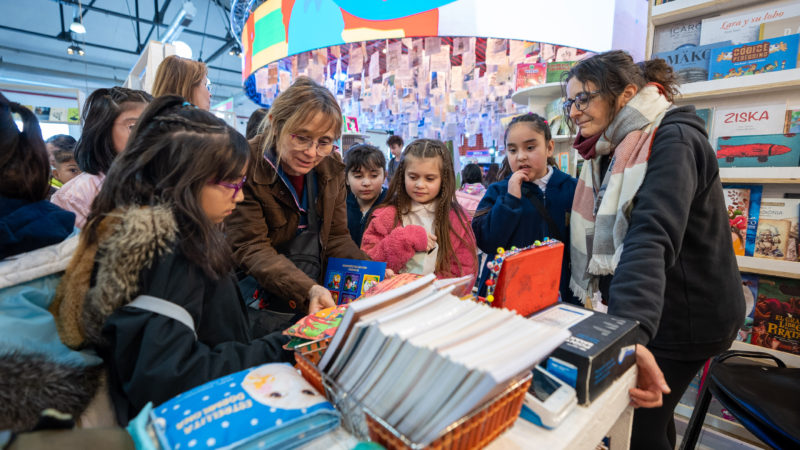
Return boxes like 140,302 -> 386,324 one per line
317,274 -> 570,445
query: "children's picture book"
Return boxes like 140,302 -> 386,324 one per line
751,276 -> 800,355
284,304 -> 350,341
716,133 -> 800,168
655,41 -> 731,84
722,184 -> 762,257
699,0 -> 800,46
652,17 -> 702,53
708,34 -> 800,80
695,107 -> 713,136
723,187 -> 751,256
359,272 -> 424,298
545,61 -> 577,83
737,274 -> 759,343
325,257 -> 386,305
755,197 -> 800,261
515,62 -> 546,90
785,109 -> 800,133
711,103 -> 786,141
131,363 -> 340,449
759,15 -> 800,40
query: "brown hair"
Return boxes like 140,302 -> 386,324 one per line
0,92 -> 50,202
151,55 -> 208,105
261,76 -> 343,162
563,50 -> 679,134
378,138 -> 476,276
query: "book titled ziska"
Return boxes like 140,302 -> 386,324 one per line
530,304 -> 639,405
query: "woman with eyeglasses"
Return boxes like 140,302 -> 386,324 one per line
51,96 -> 292,425
564,51 -> 743,450
151,55 -> 213,110
225,77 -> 371,330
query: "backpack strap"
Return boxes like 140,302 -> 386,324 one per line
522,186 -> 564,243
127,295 -> 197,340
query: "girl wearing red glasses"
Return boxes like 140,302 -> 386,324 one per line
51,96 -> 292,425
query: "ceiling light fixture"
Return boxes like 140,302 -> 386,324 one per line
69,2 -> 86,34
173,40 -> 193,59
67,43 -> 85,56
228,45 -> 242,57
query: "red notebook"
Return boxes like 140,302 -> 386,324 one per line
491,241 -> 563,317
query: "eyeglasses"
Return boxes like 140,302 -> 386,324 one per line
289,133 -> 339,156
563,90 -> 601,113
205,79 -> 213,92
212,176 -> 246,198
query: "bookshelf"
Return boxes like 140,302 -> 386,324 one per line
675,68 -> 800,103
719,167 -> 800,184
651,0 -> 765,26
736,256 -> 800,279
510,82 -> 563,111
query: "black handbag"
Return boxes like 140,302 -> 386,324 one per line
239,171 -> 322,334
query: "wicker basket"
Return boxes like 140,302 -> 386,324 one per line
295,351 -> 531,449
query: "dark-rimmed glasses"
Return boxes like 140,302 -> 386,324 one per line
212,176 -> 246,198
290,133 -> 339,156
563,90 -> 601,113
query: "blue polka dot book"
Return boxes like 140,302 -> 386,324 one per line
127,363 -> 339,449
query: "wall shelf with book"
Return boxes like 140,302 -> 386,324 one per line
736,256 -> 800,279
675,68 -> 800,103
651,0 -> 765,26
552,134 -> 573,143
719,167 -> 800,184
510,82 -> 562,109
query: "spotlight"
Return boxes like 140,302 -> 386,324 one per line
67,44 -> 85,56
228,45 -> 242,57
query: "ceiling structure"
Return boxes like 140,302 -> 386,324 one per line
0,0 -> 256,114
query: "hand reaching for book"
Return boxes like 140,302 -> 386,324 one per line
308,284 -> 336,314
629,344 -> 671,408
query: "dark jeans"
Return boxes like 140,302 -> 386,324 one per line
630,355 -> 707,450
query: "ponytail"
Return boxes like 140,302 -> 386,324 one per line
637,59 -> 679,103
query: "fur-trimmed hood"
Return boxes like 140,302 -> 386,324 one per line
51,205 -> 178,349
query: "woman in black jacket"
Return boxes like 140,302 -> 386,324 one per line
52,96 -> 292,425
564,51 -> 744,449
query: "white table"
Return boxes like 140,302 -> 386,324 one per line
487,366 -> 638,450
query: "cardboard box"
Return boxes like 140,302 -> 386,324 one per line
530,304 -> 639,405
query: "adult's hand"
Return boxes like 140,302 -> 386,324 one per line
385,268 -> 396,279
507,170 -> 530,199
629,344 -> 671,408
308,284 -> 335,314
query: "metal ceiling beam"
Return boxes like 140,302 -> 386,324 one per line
139,0 -> 171,51
81,0 -> 98,19
203,37 -> 236,65
0,24 -> 140,54
135,0 -> 141,50
52,0 -> 227,42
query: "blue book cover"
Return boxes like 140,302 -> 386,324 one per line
145,363 -> 339,449
724,184 -> 763,257
708,34 -> 800,80
654,41 -> 731,83
716,133 -> 800,168
325,257 -> 386,305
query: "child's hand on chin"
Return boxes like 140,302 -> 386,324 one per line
508,170 -> 530,199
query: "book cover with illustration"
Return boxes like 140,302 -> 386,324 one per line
751,276 -> 800,355
716,133 -> 800,168
284,304 -> 349,341
785,109 -> 800,133
759,16 -> 800,40
655,41 -> 731,84
755,198 -> 800,261
737,274 -> 759,343
545,61 -> 577,83
723,187 -> 750,256
723,184 -> 762,257
700,1 -> 800,46
515,62 -> 546,90
138,363 -> 339,449
695,107 -> 713,136
708,34 -> 800,80
325,257 -> 386,305
652,17 -> 702,54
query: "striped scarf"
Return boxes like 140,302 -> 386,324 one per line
569,84 -> 672,304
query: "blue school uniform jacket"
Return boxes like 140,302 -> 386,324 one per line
346,188 -> 386,248
471,168 -> 579,304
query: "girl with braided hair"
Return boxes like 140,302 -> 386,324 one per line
51,86 -> 152,228
51,96 -> 292,425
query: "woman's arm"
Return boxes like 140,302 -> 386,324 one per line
361,208 -> 428,272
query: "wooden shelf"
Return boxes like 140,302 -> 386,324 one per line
651,0 -> 765,26
511,83 -> 563,106
720,167 -> 800,184
736,256 -> 800,279
675,68 -> 800,102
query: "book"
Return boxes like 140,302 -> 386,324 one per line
759,15 -> 800,39
755,197 -> 800,261
695,107 -> 713,136
324,257 -> 386,305
737,274 -> 759,343
545,61 -> 577,83
723,184 -> 763,257
707,34 -> 800,81
699,0 -> 800,46
723,187 -> 751,256
716,133 -> 800,168
652,18 -> 702,54
132,363 -> 339,449
751,276 -> 800,355
655,41 -> 731,84
515,63 -> 546,90
544,97 -> 569,137
284,304 -> 349,341
785,109 -> 800,133
711,103 -> 787,142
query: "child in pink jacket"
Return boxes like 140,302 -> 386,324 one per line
361,139 -> 477,295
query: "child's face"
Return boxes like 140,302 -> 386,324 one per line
200,167 -> 247,224
404,156 -> 442,204
53,159 -> 81,184
506,122 -> 554,180
347,165 -> 385,203
390,144 -> 403,157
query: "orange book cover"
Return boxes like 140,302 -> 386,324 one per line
491,242 -> 563,317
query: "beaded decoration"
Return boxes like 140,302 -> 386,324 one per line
482,237 -> 560,304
